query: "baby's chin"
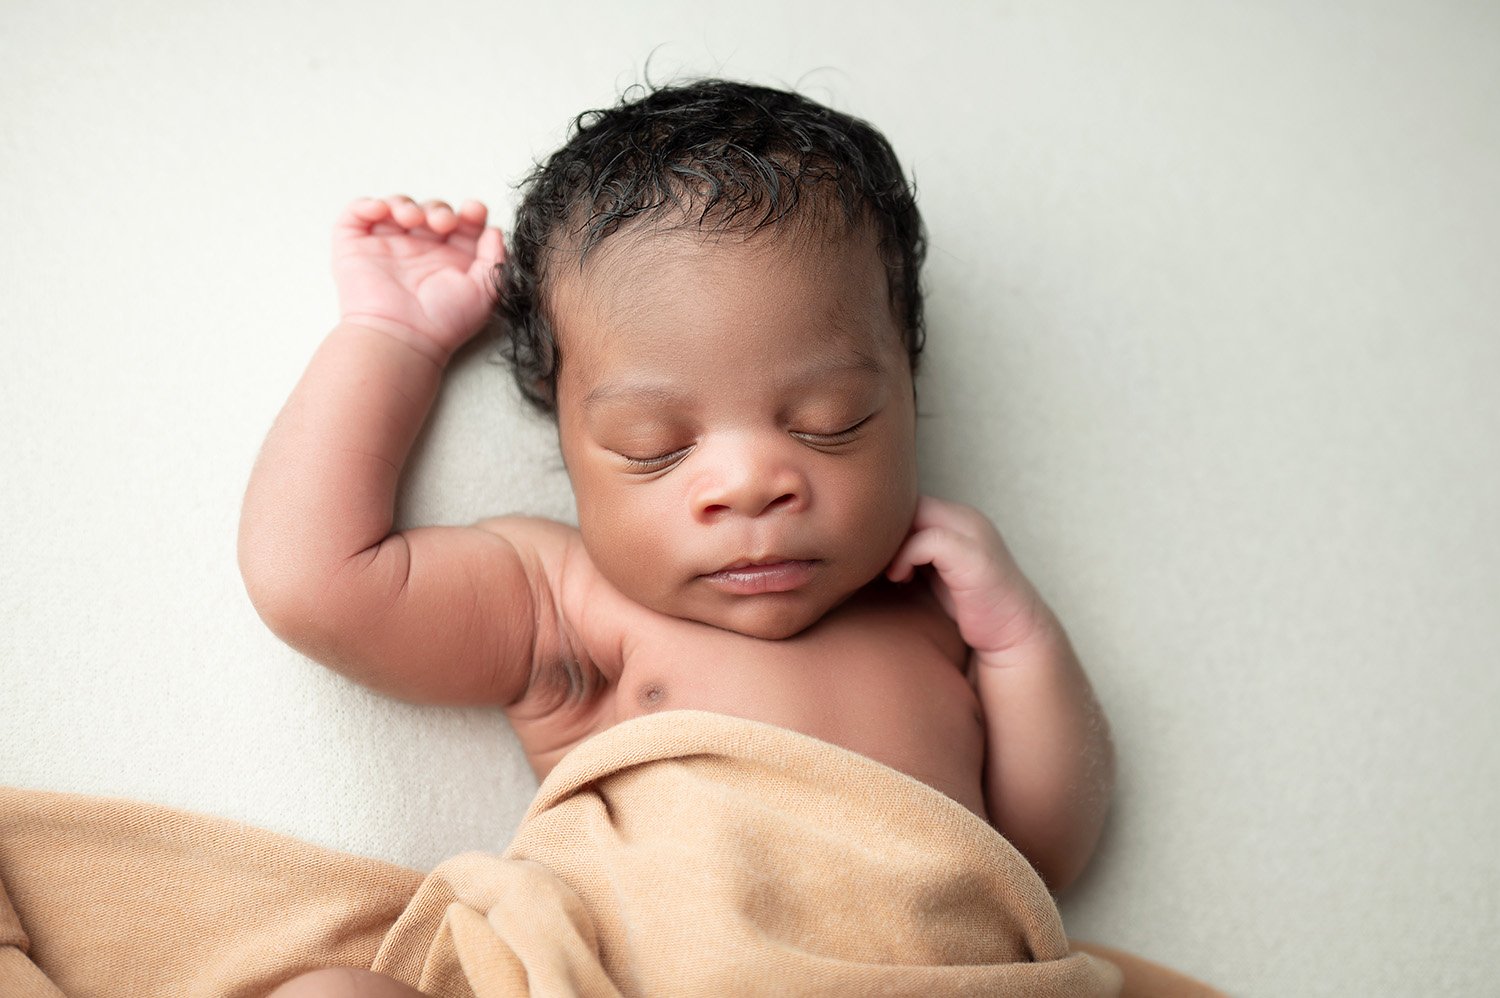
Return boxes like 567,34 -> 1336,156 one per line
635,579 -> 868,640
692,599 -> 827,640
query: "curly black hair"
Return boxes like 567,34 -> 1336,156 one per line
493,78 -> 927,415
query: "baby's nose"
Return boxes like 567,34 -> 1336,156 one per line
691,446 -> 809,522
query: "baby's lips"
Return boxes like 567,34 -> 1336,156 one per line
698,559 -> 818,596
703,554 -> 817,576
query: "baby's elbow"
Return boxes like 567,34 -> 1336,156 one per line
237,533 -> 338,652
1034,844 -> 1091,896
1004,803 -> 1110,897
240,566 -> 321,652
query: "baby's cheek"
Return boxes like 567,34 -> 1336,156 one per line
582,496 -> 681,602
861,448 -> 917,533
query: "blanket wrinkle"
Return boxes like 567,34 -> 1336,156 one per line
1,710 -> 1220,996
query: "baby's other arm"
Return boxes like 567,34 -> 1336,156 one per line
238,196 -> 541,706
887,497 -> 1115,894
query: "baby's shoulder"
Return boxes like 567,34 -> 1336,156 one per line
473,514 -> 641,664
474,515 -> 647,771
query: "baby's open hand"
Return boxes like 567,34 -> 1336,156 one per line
331,195 -> 505,362
886,496 -> 1056,660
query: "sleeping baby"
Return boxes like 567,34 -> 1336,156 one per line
240,78 -> 1115,997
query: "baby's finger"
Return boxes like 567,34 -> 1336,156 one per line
469,226 -> 506,283
349,197 -> 391,222
422,199 -> 457,235
886,527 -> 977,586
388,195 -> 426,229
333,197 -> 391,236
453,200 -> 488,238
885,529 -> 936,583
909,495 -> 984,537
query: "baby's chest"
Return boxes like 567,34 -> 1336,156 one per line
511,581 -> 984,794
609,591 -> 982,768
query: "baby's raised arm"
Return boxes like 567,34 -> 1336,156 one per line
238,196 -> 540,706
887,497 -> 1115,893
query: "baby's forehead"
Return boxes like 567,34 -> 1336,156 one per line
549,223 -> 895,343
544,224 -> 908,412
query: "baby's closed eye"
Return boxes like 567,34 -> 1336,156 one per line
612,414 -> 874,470
791,413 -> 875,445
618,444 -> 694,471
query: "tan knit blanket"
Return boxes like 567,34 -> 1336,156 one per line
1,710 -> 1218,996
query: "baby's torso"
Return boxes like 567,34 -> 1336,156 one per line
504,530 -> 989,821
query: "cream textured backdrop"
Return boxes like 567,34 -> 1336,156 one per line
3,2 -> 1497,995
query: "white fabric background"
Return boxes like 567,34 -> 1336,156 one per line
3,2 -> 1497,994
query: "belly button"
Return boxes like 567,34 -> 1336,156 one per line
637,683 -> 667,711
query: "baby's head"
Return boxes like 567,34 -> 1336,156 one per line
496,79 -> 928,638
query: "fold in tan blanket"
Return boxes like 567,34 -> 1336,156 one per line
1,710 -> 1219,997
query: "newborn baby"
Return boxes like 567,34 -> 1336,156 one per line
241,79 -> 1114,998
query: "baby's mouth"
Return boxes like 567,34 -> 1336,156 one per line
700,558 -> 819,595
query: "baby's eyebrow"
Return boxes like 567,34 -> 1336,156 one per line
804,351 -> 885,379
581,382 -> 688,410
582,352 -> 885,411
774,351 -> 888,393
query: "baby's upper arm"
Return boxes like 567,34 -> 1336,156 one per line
255,516 -> 563,707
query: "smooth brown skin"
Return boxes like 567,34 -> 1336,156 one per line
242,195 -> 1114,995
556,229 -> 921,642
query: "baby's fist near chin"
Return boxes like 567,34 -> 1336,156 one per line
332,195 -> 505,365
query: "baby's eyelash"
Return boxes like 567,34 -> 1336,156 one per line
616,415 -> 872,469
793,415 -> 873,444
620,445 -> 692,470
